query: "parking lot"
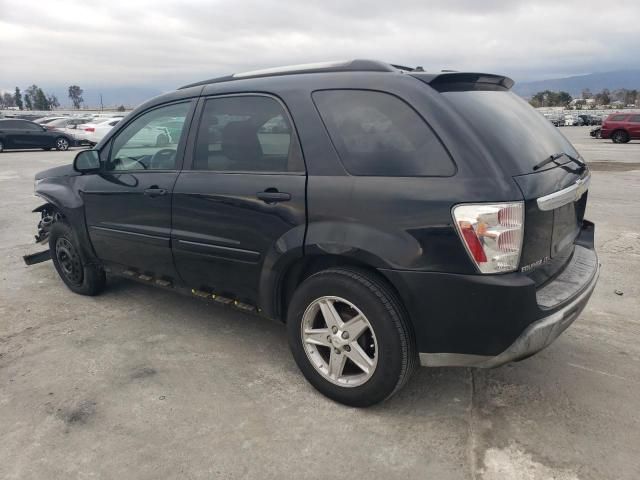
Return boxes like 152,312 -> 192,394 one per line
1,126 -> 639,479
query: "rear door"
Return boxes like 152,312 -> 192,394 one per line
171,94 -> 306,304
628,114 -> 640,139
83,101 -> 195,277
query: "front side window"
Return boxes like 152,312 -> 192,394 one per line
108,102 -> 190,171
629,115 -> 640,123
24,122 -> 43,131
313,90 -> 455,176
193,95 -> 303,172
610,114 -> 627,121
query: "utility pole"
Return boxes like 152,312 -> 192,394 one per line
100,94 -> 103,112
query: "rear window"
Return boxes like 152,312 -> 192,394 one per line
440,90 -> 579,174
312,90 -> 455,176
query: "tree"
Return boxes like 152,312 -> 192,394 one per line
24,84 -> 40,110
116,104 -> 126,112
581,88 -> 592,100
0,92 -> 15,108
14,87 -> 23,110
33,88 -> 50,110
46,93 -> 60,110
529,90 -> 573,108
24,95 -> 33,110
68,85 -> 84,109
594,89 -> 611,106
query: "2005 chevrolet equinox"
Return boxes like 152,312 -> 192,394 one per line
27,60 -> 599,406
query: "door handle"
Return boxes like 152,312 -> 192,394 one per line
144,187 -> 167,197
256,190 -> 291,203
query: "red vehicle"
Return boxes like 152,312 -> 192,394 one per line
601,113 -> 640,143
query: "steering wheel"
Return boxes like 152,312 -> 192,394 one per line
116,156 -> 148,170
149,148 -> 177,169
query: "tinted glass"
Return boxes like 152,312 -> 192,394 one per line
610,115 -> 626,121
194,96 -> 302,172
108,102 -> 190,171
0,120 -> 26,129
313,90 -> 454,176
629,115 -> 640,123
23,122 -> 43,131
441,90 -> 580,174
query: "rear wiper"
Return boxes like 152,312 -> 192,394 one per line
533,152 -> 586,171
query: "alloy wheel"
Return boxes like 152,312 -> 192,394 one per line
56,138 -> 69,150
301,296 -> 378,387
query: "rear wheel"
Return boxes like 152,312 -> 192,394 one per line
55,137 -> 70,151
612,130 -> 629,144
287,268 -> 416,407
49,221 -> 105,296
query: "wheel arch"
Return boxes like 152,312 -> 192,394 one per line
268,253 -> 407,324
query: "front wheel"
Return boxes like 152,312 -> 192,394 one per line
49,221 -> 105,296
287,268 -> 416,407
55,137 -> 70,151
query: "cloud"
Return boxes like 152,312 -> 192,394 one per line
1,0 -> 639,91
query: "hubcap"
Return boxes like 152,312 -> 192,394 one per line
301,296 -> 378,387
55,237 -> 83,285
57,138 -> 68,150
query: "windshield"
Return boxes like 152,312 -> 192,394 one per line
440,90 -> 578,174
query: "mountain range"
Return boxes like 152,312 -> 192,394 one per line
513,70 -> 640,98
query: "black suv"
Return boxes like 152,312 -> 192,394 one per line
28,60 -> 599,407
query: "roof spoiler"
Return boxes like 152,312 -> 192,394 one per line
411,72 -> 515,92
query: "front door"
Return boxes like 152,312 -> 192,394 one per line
172,94 -> 307,304
83,101 -> 194,278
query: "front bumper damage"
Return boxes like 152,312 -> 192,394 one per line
22,204 -> 59,266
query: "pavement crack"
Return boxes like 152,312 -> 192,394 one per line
467,368 -> 479,480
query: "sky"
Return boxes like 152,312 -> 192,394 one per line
1,0 -> 639,98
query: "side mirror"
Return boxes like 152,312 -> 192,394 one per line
73,150 -> 100,173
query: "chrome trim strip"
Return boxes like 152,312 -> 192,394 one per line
536,172 -> 591,211
419,259 -> 599,369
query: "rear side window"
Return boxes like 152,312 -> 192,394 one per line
23,122 -> 42,131
312,90 -> 454,176
194,95 -> 304,172
0,120 -> 25,129
610,114 -> 627,121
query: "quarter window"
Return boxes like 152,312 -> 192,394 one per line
193,96 -> 303,172
108,102 -> 190,171
313,90 -> 455,176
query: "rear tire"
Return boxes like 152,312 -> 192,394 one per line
612,130 -> 629,144
49,221 -> 105,296
287,267 -> 416,407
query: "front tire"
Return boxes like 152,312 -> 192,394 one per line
55,137 -> 70,151
49,221 -> 105,296
287,268 -> 416,407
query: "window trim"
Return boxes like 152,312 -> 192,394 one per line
310,88 -> 457,178
102,99 -> 196,174
184,92 -> 306,175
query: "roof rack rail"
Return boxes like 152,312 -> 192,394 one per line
179,59 -> 399,89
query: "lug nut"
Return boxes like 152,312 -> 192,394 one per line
341,331 -> 349,339
331,326 -> 338,334
334,348 -> 341,354
344,345 -> 351,352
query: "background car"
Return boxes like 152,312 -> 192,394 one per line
33,116 -> 67,125
44,117 -> 94,145
0,119 -> 73,152
601,113 -> 640,143
80,118 -> 122,146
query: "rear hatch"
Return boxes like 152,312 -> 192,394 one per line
413,73 -> 590,285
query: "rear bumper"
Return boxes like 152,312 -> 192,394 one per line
419,256 -> 598,367
379,220 -> 599,368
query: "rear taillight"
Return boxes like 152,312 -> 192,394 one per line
84,127 -> 95,132
452,202 -> 524,274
